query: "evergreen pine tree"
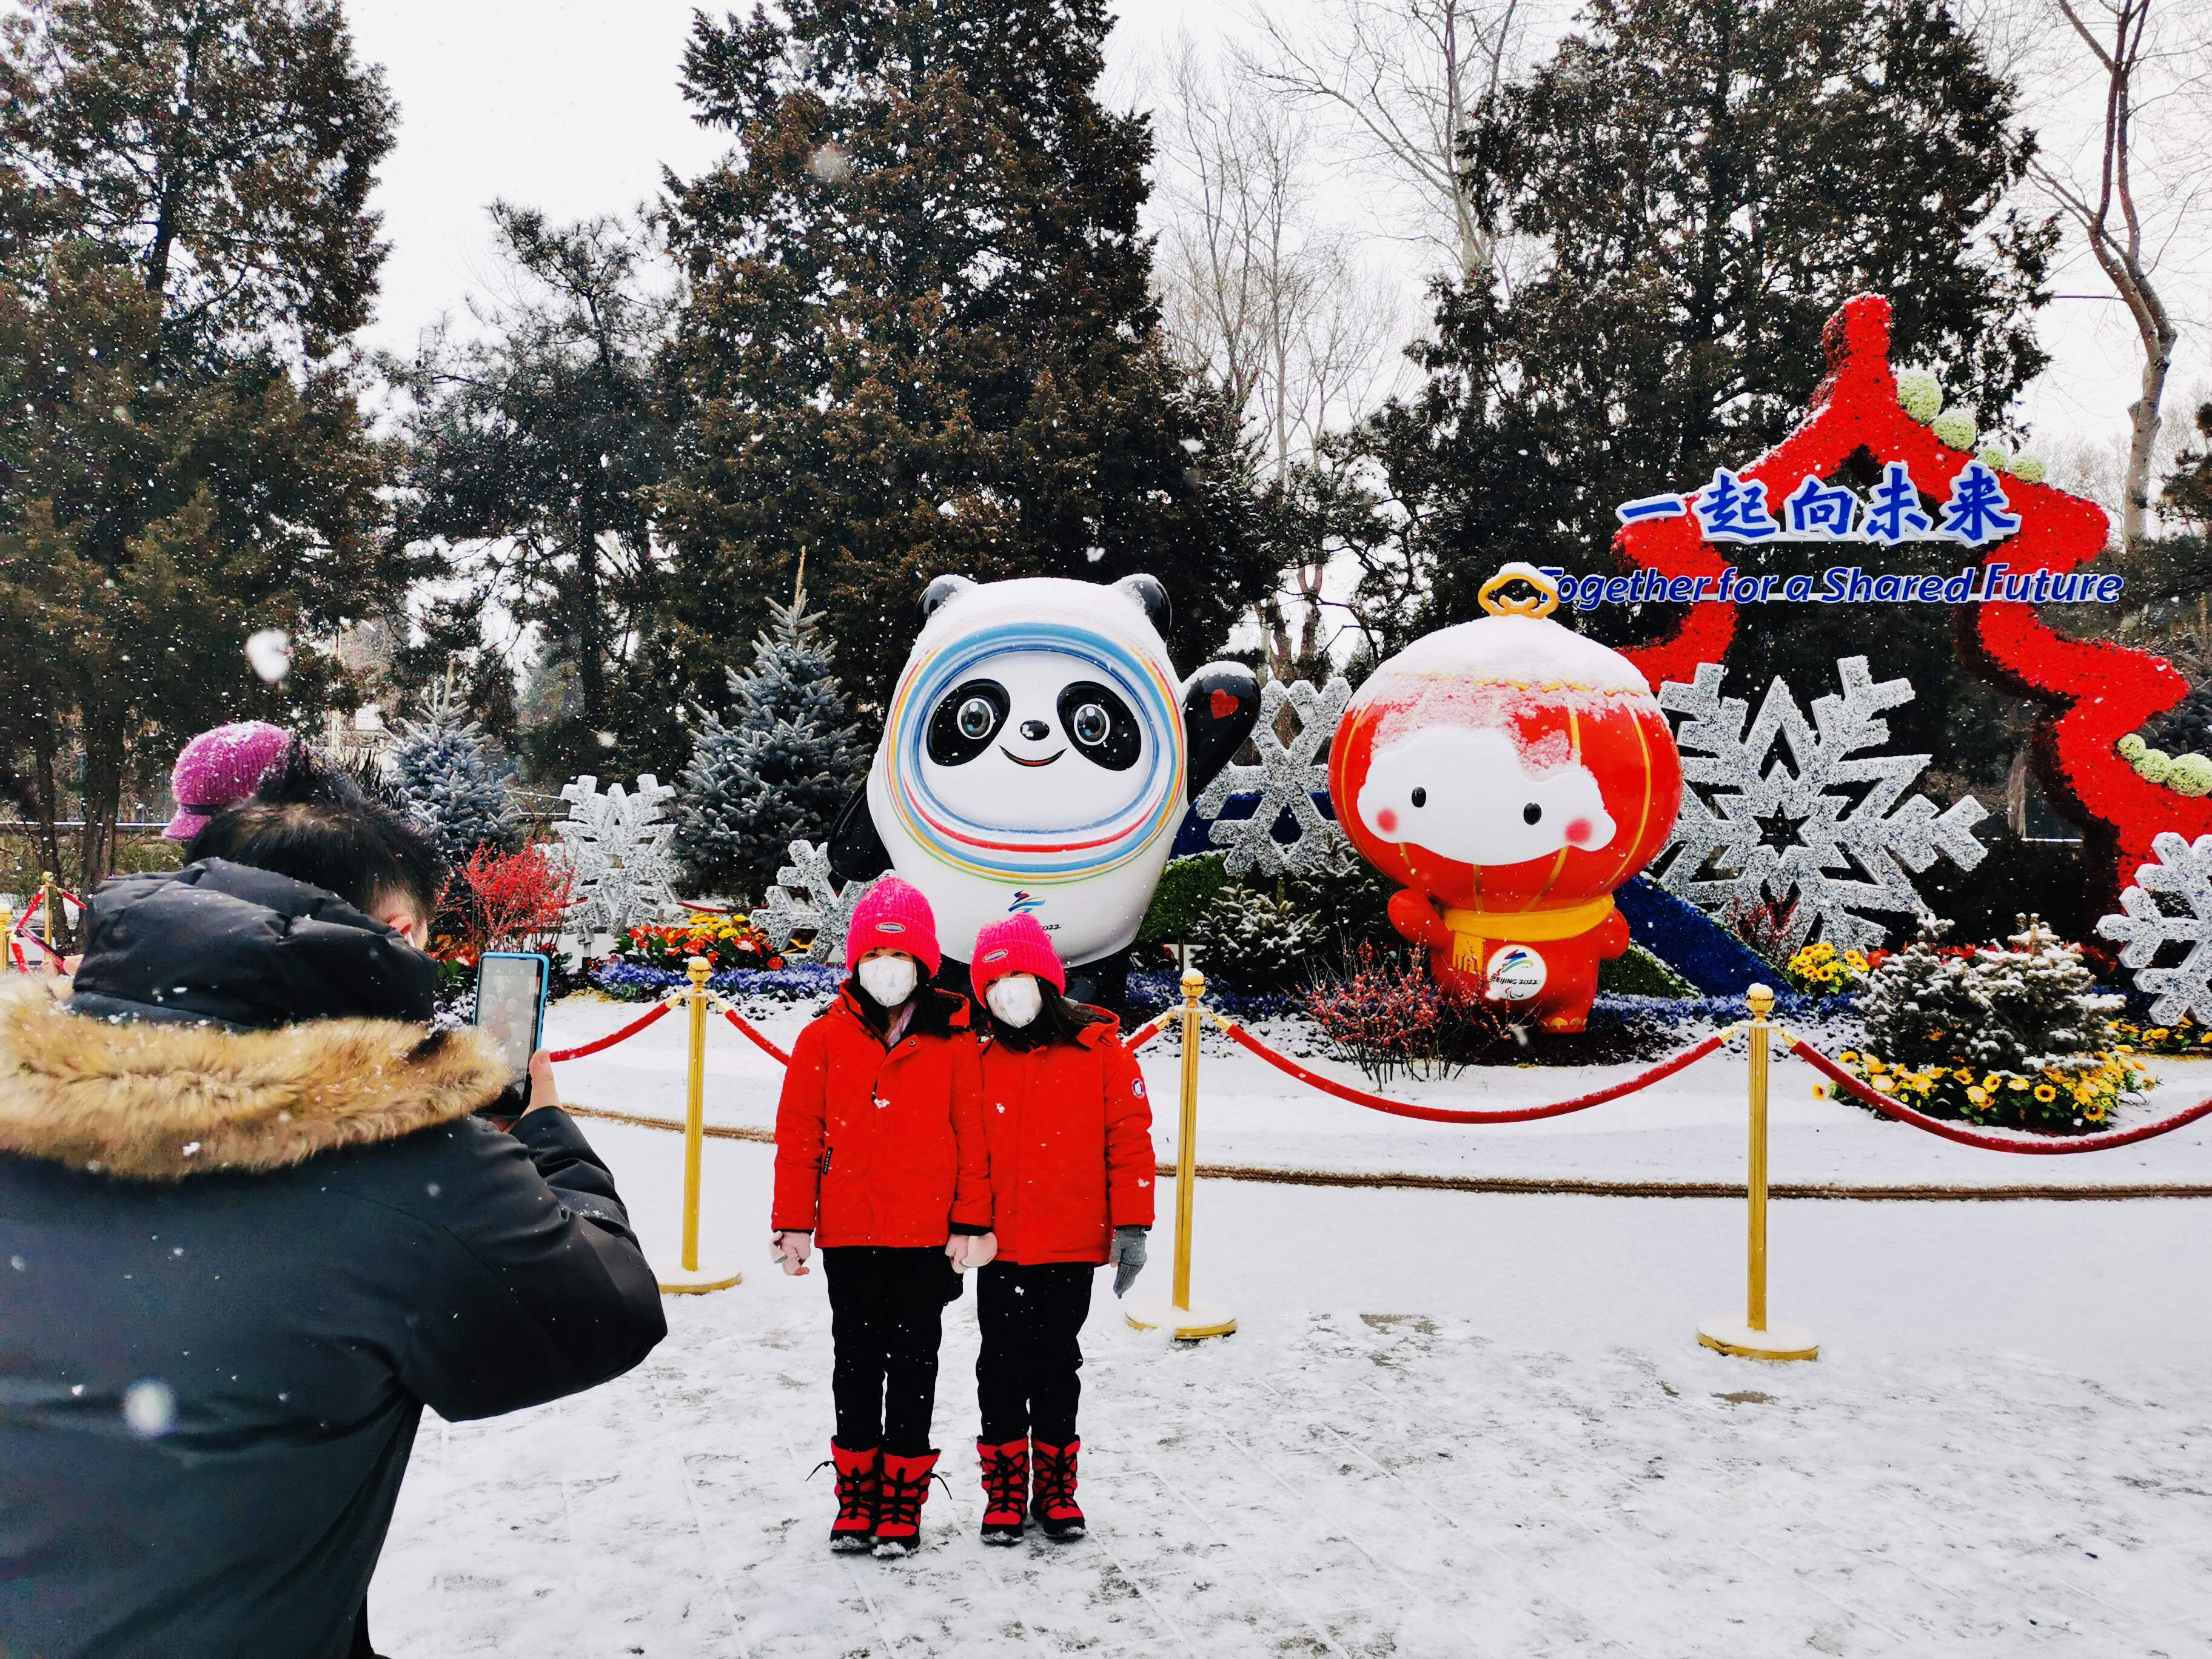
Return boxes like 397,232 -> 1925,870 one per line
672,577 -> 863,900
658,0 -> 1276,706
1343,0 -> 2057,787
390,682 -> 523,866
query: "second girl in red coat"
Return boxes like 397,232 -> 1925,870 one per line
965,913 -> 1155,1544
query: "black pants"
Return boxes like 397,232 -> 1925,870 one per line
975,1261 -> 1094,1446
822,1245 -> 953,1456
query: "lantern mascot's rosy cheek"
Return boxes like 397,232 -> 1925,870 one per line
1327,563 -> 1684,1034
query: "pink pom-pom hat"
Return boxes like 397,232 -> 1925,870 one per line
845,875 -> 942,977
163,722 -> 293,840
969,913 -> 1066,994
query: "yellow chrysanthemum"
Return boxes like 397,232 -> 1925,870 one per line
2033,1084 -> 2057,1102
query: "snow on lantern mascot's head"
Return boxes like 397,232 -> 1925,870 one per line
1327,563 -> 1683,1033
826,572 -> 1260,1005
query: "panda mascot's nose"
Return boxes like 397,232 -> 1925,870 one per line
1020,719 -> 1050,740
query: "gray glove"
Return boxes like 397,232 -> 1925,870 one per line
1108,1226 -> 1149,1297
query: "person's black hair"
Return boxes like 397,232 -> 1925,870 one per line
186,743 -> 446,920
984,982 -> 1108,1050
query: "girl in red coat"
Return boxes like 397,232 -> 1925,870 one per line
966,913 -> 1155,1544
771,877 -> 996,1557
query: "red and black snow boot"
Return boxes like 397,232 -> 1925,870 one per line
976,1438 -> 1028,1545
872,1449 -> 943,1557
1030,1438 -> 1085,1541
814,1441 -> 879,1553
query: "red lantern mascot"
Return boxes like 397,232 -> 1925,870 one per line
1328,564 -> 1683,1033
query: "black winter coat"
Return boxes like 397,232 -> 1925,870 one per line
0,867 -> 667,1659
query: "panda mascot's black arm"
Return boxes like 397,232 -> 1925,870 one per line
826,785 -> 892,884
1183,661 -> 1261,799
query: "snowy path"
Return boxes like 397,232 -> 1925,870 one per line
370,1125 -> 2212,1658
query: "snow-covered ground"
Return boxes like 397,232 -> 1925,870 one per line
540,994 -> 2212,1190
366,1002 -> 2212,1657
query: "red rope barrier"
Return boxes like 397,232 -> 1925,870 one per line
1219,1019 -> 1734,1124
721,1006 -> 793,1066
1789,1037 -> 2212,1154
546,999 -> 674,1061
1124,1013 -> 1171,1053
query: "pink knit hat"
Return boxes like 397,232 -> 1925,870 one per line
163,722 -> 293,840
846,876 -> 942,977
970,913 -> 1066,995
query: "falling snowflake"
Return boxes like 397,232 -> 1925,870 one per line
749,839 -> 874,967
551,774 -> 680,935
2096,832 -> 2212,1024
1193,676 -> 1353,878
1651,655 -> 1988,953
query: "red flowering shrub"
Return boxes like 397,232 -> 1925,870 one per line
1298,945 -> 1513,1084
431,843 -> 575,966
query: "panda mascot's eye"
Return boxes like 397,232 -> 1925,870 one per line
1056,681 -> 1140,771
927,679 -> 1010,765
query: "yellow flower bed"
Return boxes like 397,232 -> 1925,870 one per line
1827,1045 -> 2153,1134
2107,1017 -> 2212,1057
1784,940 -> 1871,996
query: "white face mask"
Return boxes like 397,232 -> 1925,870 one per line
857,955 -> 919,1007
986,974 -> 1044,1028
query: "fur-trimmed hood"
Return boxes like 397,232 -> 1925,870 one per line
0,979 -> 508,1181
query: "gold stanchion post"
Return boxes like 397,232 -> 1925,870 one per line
1124,967 -> 1236,1340
657,956 -> 740,1294
1698,984 -> 1817,1361
0,904 -> 13,973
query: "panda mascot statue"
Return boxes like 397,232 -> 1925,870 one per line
827,572 -> 1260,1010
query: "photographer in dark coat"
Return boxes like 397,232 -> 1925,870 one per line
0,752 -> 667,1659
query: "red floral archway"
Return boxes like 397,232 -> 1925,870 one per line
1614,292 -> 2199,918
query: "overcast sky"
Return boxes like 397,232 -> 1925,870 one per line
345,0 -> 2204,492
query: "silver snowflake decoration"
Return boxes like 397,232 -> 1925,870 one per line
1194,676 -> 1353,877
551,773 -> 680,934
1651,655 -> 1987,953
2097,832 -> 2212,1024
749,839 -> 874,967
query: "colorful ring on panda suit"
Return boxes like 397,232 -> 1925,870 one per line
883,618 -> 1186,882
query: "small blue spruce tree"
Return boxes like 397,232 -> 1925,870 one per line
674,577 -> 863,900
390,680 -> 523,866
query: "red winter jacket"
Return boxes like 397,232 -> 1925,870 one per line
976,1013 -> 1156,1265
772,986 -> 992,1247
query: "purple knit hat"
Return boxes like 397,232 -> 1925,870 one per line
163,722 -> 292,840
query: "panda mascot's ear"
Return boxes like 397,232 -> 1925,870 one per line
920,574 -> 976,619
1113,574 -> 1170,633
1182,662 -> 1261,803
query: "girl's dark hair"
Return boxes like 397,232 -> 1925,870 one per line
186,743 -> 446,919
985,983 -> 1109,1050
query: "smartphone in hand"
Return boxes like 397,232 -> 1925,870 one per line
474,952 -> 551,1113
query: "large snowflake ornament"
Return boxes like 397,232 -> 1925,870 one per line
1194,676 -> 1353,877
749,839 -> 874,966
551,774 -> 680,934
2096,832 -> 2212,1024
1651,656 -> 1988,953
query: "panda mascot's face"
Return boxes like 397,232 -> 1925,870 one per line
865,575 -> 1196,967
919,649 -> 1153,832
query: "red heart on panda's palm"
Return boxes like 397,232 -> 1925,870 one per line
1209,688 -> 1241,720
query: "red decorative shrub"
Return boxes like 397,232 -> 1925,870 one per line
1298,945 -> 1514,1084
431,843 -> 575,965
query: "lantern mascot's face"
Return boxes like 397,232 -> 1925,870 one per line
827,573 -> 1260,1000
1327,563 -> 1683,1034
